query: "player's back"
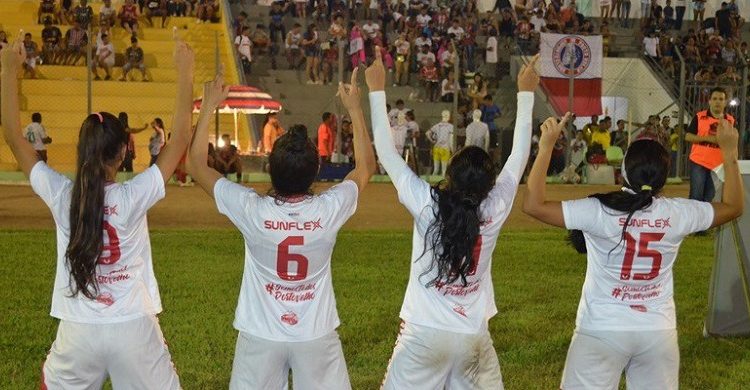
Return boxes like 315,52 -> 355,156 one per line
562,196 -> 714,331
213,179 -> 358,341
30,163 -> 166,323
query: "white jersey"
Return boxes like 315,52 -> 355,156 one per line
465,121 -> 490,150
391,124 -> 408,151
214,178 -> 358,342
562,197 -> 714,331
428,122 -> 453,149
370,91 -> 534,334
486,36 -> 498,64
30,162 -> 165,324
25,122 -> 48,151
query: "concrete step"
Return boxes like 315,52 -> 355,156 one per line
30,65 -> 227,83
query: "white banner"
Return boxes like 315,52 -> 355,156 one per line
540,33 -> 602,80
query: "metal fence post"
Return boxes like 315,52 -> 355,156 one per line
335,37 -> 344,159
740,64 -> 748,158
87,25 -> 93,115
676,47 -> 686,178
215,31 -> 220,144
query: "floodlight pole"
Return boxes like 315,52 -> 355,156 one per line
566,41 -> 575,140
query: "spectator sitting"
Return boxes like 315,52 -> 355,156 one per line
145,0 -> 168,28
440,72 -> 458,102
99,0 -> 117,26
22,33 -> 40,79
569,129 -> 587,171
468,73 -> 488,109
416,44 -> 436,69
72,0 -> 94,30
195,0 -> 217,23
215,134 -> 244,182
38,0 -> 59,24
24,112 -> 52,162
612,119 -> 629,148
92,33 -> 114,80
118,0 -> 140,36
41,18 -> 62,65
590,116 -> 612,150
251,24 -> 270,54
119,36 -> 149,81
62,21 -> 88,65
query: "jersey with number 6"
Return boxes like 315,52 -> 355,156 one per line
214,179 -> 358,342
30,162 -> 165,323
562,197 -> 714,331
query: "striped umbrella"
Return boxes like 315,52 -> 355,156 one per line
193,85 -> 282,149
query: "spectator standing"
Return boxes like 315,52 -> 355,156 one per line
92,33 -> 114,80
262,113 -> 284,154
318,112 -> 336,162
590,116 -> 612,149
427,110 -> 454,176
302,24 -> 321,84
674,0 -> 686,29
391,112 -> 408,156
465,109 -> 490,151
24,113 -> 52,162
148,118 -> 166,166
388,99 -> 409,126
693,0 -> 706,29
669,126 -> 680,176
118,112 -> 148,178
600,0 -> 612,21
393,32 -> 410,86
582,115 -> 600,144
686,87 -> 733,203
321,39 -> 338,85
349,23 -> 366,69
480,94 -> 501,147
120,36 -> 148,81
215,134 -> 244,182
285,23 -> 303,69
485,29 -> 499,80
715,2 -> 733,39
612,119 -> 628,148
235,26 -> 253,77
269,1 -> 289,44
664,0 -> 675,28
620,0 -> 632,26
569,129 -> 587,170
23,33 -> 41,79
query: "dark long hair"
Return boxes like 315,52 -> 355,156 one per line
268,124 -> 319,201
421,146 -> 496,287
118,112 -> 129,129
569,139 -> 670,254
66,113 -> 128,299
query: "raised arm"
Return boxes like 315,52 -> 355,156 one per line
366,47 -> 411,184
522,114 -> 572,227
185,71 -> 230,197
710,119 -> 744,227
1,37 -> 40,176
499,54 -> 540,183
339,67 -> 377,191
155,32 -> 194,183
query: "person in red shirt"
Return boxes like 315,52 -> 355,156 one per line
318,112 -> 336,162
420,58 -> 440,102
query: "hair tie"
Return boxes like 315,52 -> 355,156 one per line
94,112 -> 103,123
641,185 -> 652,192
621,187 -> 636,195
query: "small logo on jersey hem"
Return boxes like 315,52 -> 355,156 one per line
452,305 -> 468,318
96,292 -> 115,306
281,312 -> 299,325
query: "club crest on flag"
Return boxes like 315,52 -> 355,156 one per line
551,36 -> 592,77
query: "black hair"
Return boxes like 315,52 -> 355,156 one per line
268,124 -> 319,201
710,86 -> 727,98
396,99 -> 404,105
221,133 -> 230,139
483,94 -> 493,101
420,146 -> 497,287
118,112 -> 129,129
322,112 -> 332,122
32,112 -> 42,123
25,33 -> 31,38
568,140 -> 670,254
66,113 -> 128,299
153,117 -> 164,129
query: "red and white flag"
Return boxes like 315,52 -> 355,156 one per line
539,33 -> 603,116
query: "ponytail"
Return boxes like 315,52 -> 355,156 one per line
569,140 -> 669,254
65,113 -> 128,299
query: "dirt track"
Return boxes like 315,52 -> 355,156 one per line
0,182 -> 692,230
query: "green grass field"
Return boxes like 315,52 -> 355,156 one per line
2,229 -> 750,389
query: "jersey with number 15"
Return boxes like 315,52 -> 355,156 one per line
214,179 -> 358,342
562,196 -> 714,331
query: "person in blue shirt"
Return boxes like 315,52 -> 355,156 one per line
480,94 -> 502,147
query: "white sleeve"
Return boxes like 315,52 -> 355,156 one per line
29,161 -> 73,221
214,178 -> 258,235
39,125 -> 48,139
123,164 -> 166,224
496,91 -> 534,185
561,197 -> 601,232
320,179 -> 359,231
672,198 -> 715,235
370,90 -> 432,217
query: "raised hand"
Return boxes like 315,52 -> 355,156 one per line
338,67 -> 361,111
518,54 -> 540,92
716,118 -> 738,156
203,66 -> 230,111
539,112 -> 572,147
365,46 -> 385,92
173,28 -> 195,74
0,34 -> 25,75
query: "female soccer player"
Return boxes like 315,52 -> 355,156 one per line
523,116 -> 743,389
368,48 -> 540,389
186,68 -> 376,389
1,34 -> 195,388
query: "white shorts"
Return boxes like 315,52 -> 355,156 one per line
561,329 -> 679,390
381,322 -> 504,390
25,57 -> 39,68
42,315 -> 180,390
229,330 -> 351,390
